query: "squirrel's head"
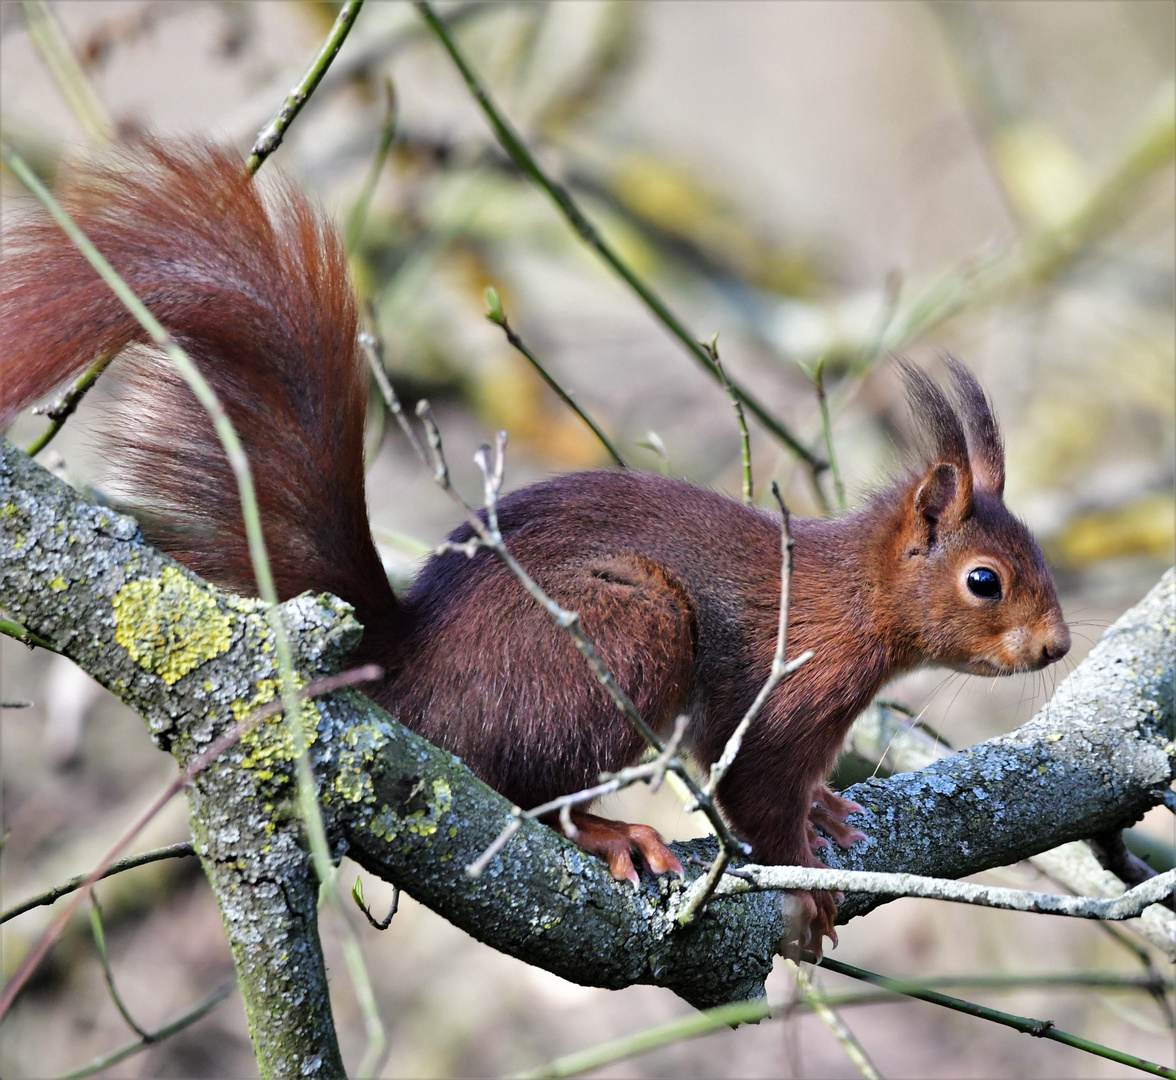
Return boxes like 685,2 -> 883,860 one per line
885,357 -> 1069,675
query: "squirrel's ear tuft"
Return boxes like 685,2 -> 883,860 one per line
943,355 -> 1005,496
895,356 -> 971,472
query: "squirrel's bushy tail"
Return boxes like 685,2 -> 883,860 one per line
1,141 -> 401,639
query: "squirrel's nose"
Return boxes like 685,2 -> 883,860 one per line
1042,623 -> 1071,664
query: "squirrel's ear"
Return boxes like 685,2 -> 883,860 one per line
943,355 -> 1005,496
912,461 -> 973,542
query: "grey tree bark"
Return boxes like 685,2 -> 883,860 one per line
2,438 -> 1172,1071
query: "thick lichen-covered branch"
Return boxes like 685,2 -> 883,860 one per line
0,439 -> 348,1077
3,439 -> 1173,1022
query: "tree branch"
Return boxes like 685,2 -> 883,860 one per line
0,439 -> 349,1075
2,438 -> 1172,1020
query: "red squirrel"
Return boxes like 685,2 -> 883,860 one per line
1,143 -> 1070,947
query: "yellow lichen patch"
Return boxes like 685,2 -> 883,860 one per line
235,678 -> 321,785
369,775 -> 454,845
404,778 -> 453,838
332,724 -> 390,805
112,566 -> 233,685
48,574 -> 68,592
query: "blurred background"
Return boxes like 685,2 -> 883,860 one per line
1,1 -> 1173,1076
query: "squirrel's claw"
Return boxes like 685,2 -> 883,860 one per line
790,887 -> 839,960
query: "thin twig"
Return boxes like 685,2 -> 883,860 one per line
2,140 -> 387,1073
346,76 -> 398,253
352,878 -> 400,931
789,960 -> 882,1080
520,970 -> 1176,1080
54,982 -> 234,1080
0,615 -> 58,652
456,429 -> 747,858
26,350 -> 117,457
0,144 -> 283,666
89,892 -> 151,1040
674,848 -> 731,928
0,664 -> 381,1021
414,0 -> 825,478
21,0 -> 112,143
820,957 -> 1176,1080
704,335 -> 753,505
466,817 -> 522,879
359,346 -> 751,864
484,286 -> 627,468
711,863 -> 1176,921
812,357 -> 847,511
468,724 -> 693,878
1,843 -> 196,925
705,485 -> 806,795
246,0 -> 366,173
649,714 -> 691,793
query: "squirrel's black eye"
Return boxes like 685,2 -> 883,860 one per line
966,567 -> 1002,599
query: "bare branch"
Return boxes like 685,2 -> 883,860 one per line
709,864 -> 1176,921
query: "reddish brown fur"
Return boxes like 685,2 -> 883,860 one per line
0,143 -> 396,639
2,144 -> 1070,949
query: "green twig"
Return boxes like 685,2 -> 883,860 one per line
54,982 -> 234,1080
346,76 -> 399,253
517,997 -> 776,1078
790,960 -> 881,1080
519,969 -> 1175,1079
0,615 -> 58,652
704,334 -> 752,504
1,843 -> 196,926
25,350 -> 117,457
820,957 -> 1176,1079
0,144 -> 283,662
246,0 -> 366,174
414,0 -> 824,478
352,877 -> 400,931
812,357 -> 846,511
484,286 -> 627,469
89,892 -> 150,1040
21,0 -> 112,144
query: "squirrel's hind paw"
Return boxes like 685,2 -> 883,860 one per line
810,785 -> 867,850
789,888 -> 839,961
563,811 -> 683,885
